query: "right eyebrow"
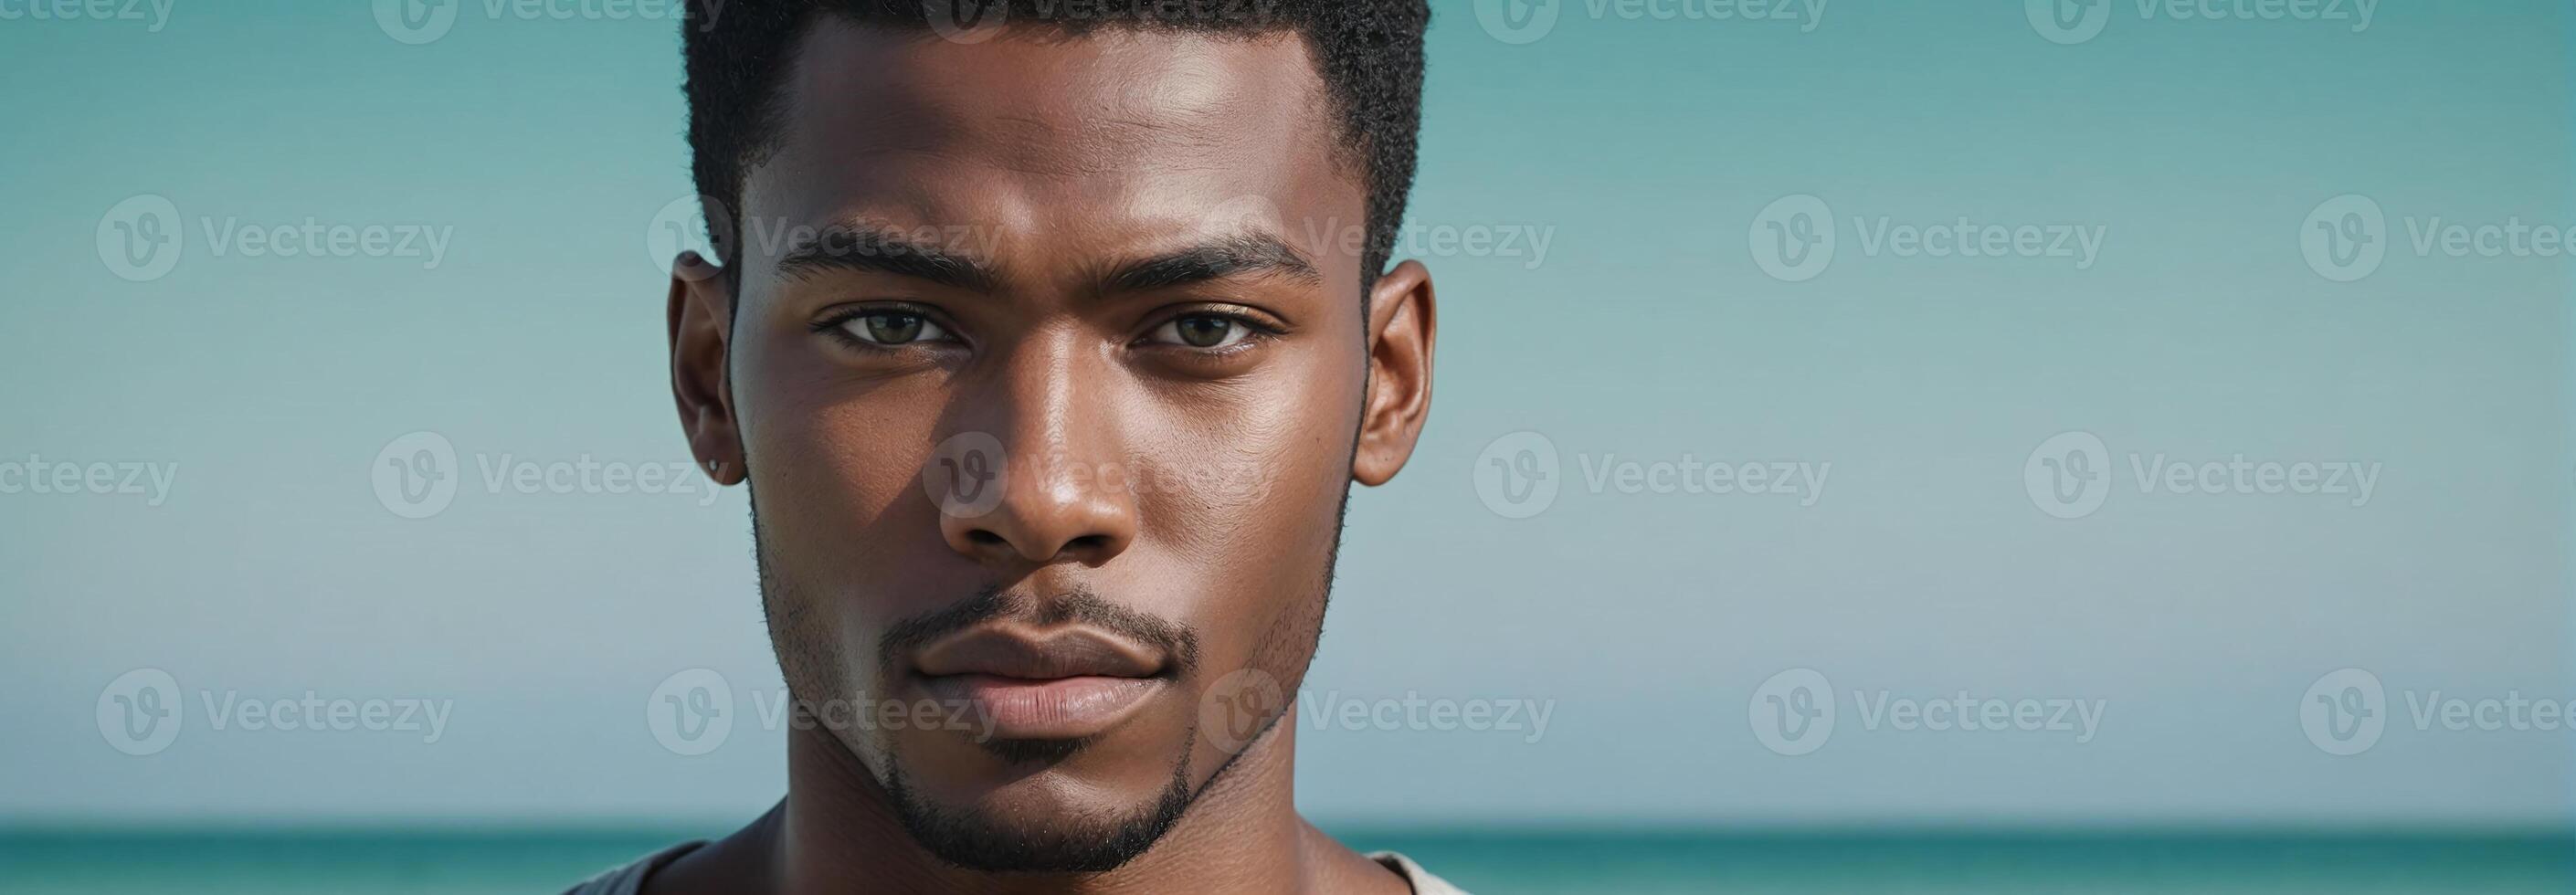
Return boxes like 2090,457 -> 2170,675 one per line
1100,234 -> 1321,293
773,222 -> 1002,294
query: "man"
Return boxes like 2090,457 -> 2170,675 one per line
572,1 -> 1455,891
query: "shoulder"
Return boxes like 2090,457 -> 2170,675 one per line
1367,850 -> 1474,895
570,840 -> 1465,894
561,841 -> 707,895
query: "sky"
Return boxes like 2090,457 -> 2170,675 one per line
1,0 -> 2570,827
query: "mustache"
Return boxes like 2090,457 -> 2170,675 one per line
879,586 -> 1201,680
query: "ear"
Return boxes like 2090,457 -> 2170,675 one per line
1352,259 -> 1436,487
670,251 -> 747,486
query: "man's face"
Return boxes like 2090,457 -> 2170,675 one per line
670,21 -> 1431,871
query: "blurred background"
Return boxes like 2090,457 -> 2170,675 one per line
3,1 -> 2570,891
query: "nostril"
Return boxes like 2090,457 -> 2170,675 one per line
966,530 -> 1007,547
1061,534 -> 1113,556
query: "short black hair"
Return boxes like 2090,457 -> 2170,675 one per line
681,1 -> 1431,291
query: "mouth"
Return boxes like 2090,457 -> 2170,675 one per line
912,627 -> 1169,742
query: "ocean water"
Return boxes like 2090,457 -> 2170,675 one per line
3,828 -> 2570,893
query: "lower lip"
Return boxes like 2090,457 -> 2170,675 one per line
918,674 -> 1163,740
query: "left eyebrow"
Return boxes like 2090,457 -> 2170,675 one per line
1101,235 -> 1322,293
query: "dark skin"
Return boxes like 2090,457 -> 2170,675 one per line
658,21 -> 1434,895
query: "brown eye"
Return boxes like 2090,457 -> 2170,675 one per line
843,311 -> 945,345
1150,314 -> 1249,349
1177,316 -> 1233,347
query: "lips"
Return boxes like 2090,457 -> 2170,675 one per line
913,627 -> 1168,742
915,628 -> 1164,680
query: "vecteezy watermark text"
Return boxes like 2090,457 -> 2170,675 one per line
1472,431 -> 1831,519
2026,0 -> 2377,45
1297,690 -> 1556,744
2023,431 -> 2380,520
2300,668 -> 2576,756
1748,668 -> 2107,756
97,669 -> 454,756
372,430 -> 727,520
96,195 -> 454,282
0,455 -> 177,506
375,0 -> 727,45
646,195 -> 1558,277
0,0 -> 174,30
1748,195 -> 2107,282
645,669 -> 1006,756
920,432 -> 1285,521
1192,669 -> 1557,753
1474,0 -> 1827,45
2300,194 -> 2576,282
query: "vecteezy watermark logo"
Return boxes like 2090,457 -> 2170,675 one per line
1748,195 -> 1836,282
373,431 -> 459,520
1748,668 -> 1835,756
924,0 -> 1008,43
915,432 -> 1281,520
1752,669 -> 2108,755
2299,194 -> 2386,282
0,455 -> 180,507
1473,430 -> 1561,519
2024,431 -> 2112,520
1199,195 -> 1557,270
2301,193 -> 2576,283
375,0 -> 720,44
1200,669 -> 1289,754
1198,669 -> 1556,750
1751,195 -> 2109,282
648,672 -> 1005,756
0,0 -> 174,31
1578,453 -> 1830,506
2298,669 -> 2576,756
648,668 -> 734,756
2025,0 -> 2112,44
2299,668 -> 2384,756
1373,219 -> 1557,269
373,0 -> 459,44
96,194 -> 183,282
97,669 -> 184,756
92,195 -> 455,281
924,431 -> 1009,520
1474,431 -> 1830,519
1295,690 -> 1557,744
646,194 -> 730,280
2026,0 -> 2377,44
98,669 -> 453,755
369,431 -> 729,519
1477,0 -> 1824,43
1473,0 -> 1559,43
2022,430 -> 2380,520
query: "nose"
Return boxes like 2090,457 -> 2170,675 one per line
937,335 -> 1138,567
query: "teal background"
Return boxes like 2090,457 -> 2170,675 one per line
2,0 -> 2571,890
5,827 -> 2575,893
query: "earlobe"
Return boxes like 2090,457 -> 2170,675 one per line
669,252 -> 748,487
1351,260 -> 1437,487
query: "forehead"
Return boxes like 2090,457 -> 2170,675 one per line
743,20 -> 1363,283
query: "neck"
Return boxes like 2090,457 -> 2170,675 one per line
764,722 -> 1322,895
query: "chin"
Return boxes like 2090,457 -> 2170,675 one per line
883,756 -> 1195,873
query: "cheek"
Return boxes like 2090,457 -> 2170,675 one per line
739,317 -> 939,513
1129,351 -> 1361,673
738,338 -> 955,611
1131,348 -> 1360,551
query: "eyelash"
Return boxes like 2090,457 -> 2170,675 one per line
805,304 -> 1287,356
1134,308 -> 1284,355
808,304 -> 959,352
